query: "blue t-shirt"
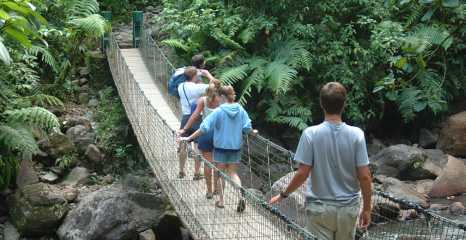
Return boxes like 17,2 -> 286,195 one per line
294,121 -> 369,205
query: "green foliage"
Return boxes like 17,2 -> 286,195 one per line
5,107 -> 60,131
0,155 -> 19,190
55,152 -> 77,170
0,125 -> 39,155
159,0 -> 466,131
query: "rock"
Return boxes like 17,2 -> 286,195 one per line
78,93 -> 89,105
62,116 -> 92,130
102,175 -> 113,185
16,160 -> 39,188
79,78 -> 88,85
375,175 -> 429,208
49,166 -> 64,176
34,149 -> 55,166
57,186 -> 168,240
371,144 -> 445,180
61,167 -> 90,187
85,144 -> 102,163
414,179 -> 434,195
448,202 -> 465,216
78,67 -> 90,76
429,203 -> 448,211
39,172 -> 59,183
3,221 -> 20,240
8,183 -> 68,237
429,156 -> 466,197
80,84 -> 89,92
367,138 -> 386,157
267,171 -> 307,227
40,132 -> 75,158
418,129 -> 438,149
138,229 -> 156,240
437,111 -> 466,157
66,125 -> 94,152
122,175 -> 158,193
63,187 -> 78,203
71,79 -> 80,86
88,98 -> 99,108
155,212 -> 191,240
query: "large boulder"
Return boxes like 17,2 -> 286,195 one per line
8,183 -> 68,237
66,125 -> 95,152
418,129 -> 438,149
375,175 -> 429,208
85,144 -> 103,163
39,132 -> 75,158
371,145 -> 447,180
62,115 -> 92,131
16,160 -> 39,189
267,171 -> 307,227
57,186 -> 169,240
61,167 -> 90,187
437,111 -> 466,157
429,156 -> 466,197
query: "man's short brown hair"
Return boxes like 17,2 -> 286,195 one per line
191,54 -> 205,68
320,82 -> 347,114
184,66 -> 197,80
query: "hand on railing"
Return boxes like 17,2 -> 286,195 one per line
176,129 -> 186,137
177,136 -> 191,144
250,129 -> 259,136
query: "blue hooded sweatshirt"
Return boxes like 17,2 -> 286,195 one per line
199,103 -> 252,150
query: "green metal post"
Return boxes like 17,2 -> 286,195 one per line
101,11 -> 112,53
132,11 -> 143,48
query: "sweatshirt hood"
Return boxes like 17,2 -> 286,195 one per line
220,103 -> 240,118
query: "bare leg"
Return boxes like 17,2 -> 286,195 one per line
192,142 -> 201,177
178,141 -> 187,178
227,164 -> 245,212
202,151 -> 213,194
216,163 -> 227,207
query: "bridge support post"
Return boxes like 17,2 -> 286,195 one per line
132,11 -> 144,48
100,11 -> 112,53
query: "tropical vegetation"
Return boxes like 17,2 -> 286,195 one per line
156,0 -> 466,142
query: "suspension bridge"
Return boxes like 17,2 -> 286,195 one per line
103,13 -> 466,240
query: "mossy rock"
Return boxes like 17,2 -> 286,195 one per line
8,183 -> 69,237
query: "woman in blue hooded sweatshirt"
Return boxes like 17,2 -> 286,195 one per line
180,85 -> 254,212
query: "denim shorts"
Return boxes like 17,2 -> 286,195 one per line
213,148 -> 241,164
198,131 -> 213,151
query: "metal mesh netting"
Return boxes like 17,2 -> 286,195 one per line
106,25 -> 466,239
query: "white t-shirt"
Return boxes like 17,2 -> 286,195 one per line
178,82 -> 209,115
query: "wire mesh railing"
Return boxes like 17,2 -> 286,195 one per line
106,21 -> 466,239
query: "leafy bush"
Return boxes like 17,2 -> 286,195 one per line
157,0 -> 466,135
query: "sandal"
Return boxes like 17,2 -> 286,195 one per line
193,173 -> 203,181
215,201 -> 224,209
213,189 -> 220,195
206,193 -> 214,199
237,199 -> 246,213
178,172 -> 185,179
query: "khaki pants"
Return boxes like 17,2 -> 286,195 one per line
306,200 -> 360,240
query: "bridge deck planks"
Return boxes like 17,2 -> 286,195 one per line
119,49 -> 292,240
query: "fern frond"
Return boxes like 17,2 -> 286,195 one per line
27,46 -> 58,72
239,67 -> 264,105
65,0 -> 99,19
271,40 -> 312,70
238,27 -> 256,44
273,116 -> 308,130
405,4 -> 424,27
212,29 -> 243,50
68,14 -> 108,38
5,107 -> 60,131
0,155 -> 19,191
265,62 -> 297,94
161,39 -> 190,52
26,94 -> 64,107
0,125 -> 39,155
220,64 -> 249,85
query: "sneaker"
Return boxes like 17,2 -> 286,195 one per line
178,172 -> 185,179
237,199 -> 246,213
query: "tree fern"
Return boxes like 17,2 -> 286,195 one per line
26,94 -> 64,107
27,46 -> 58,72
65,0 -> 99,19
161,39 -> 190,52
0,125 -> 39,155
265,62 -> 297,94
270,40 -> 312,70
68,14 -> 108,38
220,64 -> 249,85
239,67 -> 264,105
5,107 -> 60,132
211,29 -> 243,50
405,3 -> 424,27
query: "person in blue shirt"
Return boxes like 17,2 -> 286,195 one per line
179,85 -> 256,212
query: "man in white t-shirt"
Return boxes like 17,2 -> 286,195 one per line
178,66 -> 215,180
